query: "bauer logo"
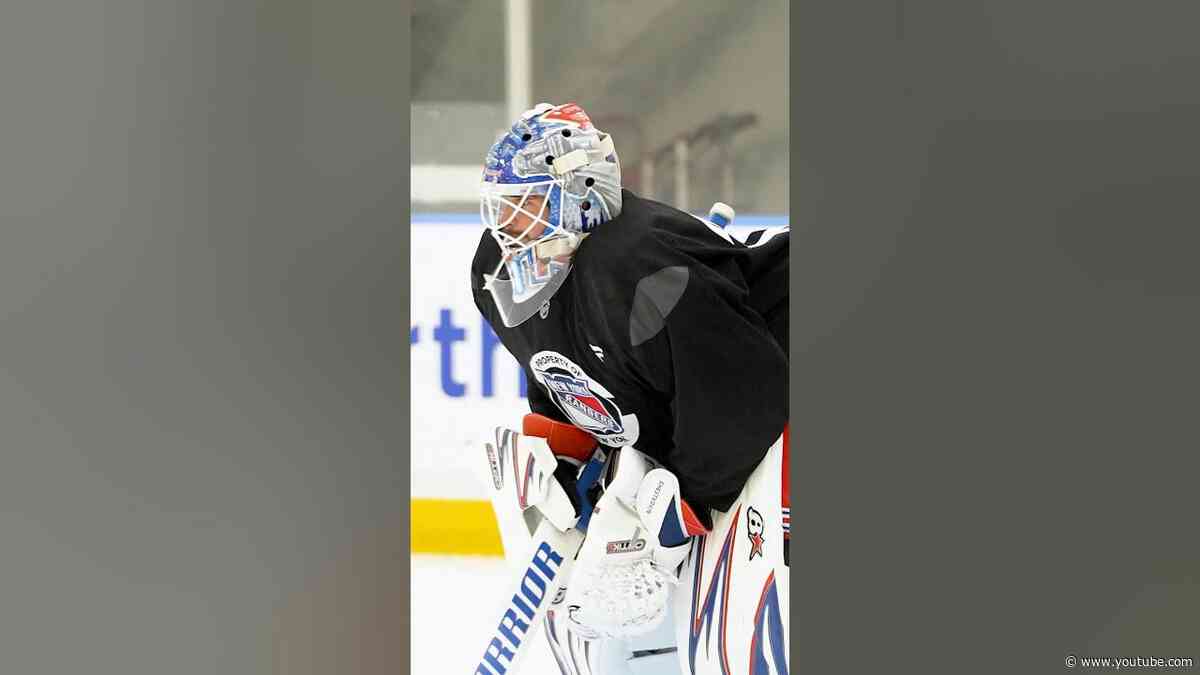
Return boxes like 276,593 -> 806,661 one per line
475,541 -> 565,675
606,538 -> 646,555
643,479 -> 665,515
485,441 -> 504,490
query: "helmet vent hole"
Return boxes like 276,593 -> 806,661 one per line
584,177 -> 595,187
522,133 -> 532,141
545,155 -> 554,164
581,200 -> 591,211
562,130 -> 572,137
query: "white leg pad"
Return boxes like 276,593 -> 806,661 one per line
673,435 -> 790,675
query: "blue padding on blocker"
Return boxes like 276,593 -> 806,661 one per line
658,496 -> 688,547
573,455 -> 606,533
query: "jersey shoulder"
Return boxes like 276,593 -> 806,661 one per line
574,190 -> 737,278
569,192 -> 753,348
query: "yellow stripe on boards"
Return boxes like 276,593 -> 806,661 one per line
411,499 -> 504,556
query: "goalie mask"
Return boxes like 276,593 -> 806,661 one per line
480,102 -> 622,327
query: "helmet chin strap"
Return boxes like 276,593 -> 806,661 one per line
533,231 -> 585,259
483,232 -> 585,290
550,134 -> 616,175
483,231 -> 588,328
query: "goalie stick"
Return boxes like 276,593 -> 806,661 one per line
473,518 -> 585,675
474,415 -> 601,675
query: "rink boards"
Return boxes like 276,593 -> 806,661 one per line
410,213 -> 787,555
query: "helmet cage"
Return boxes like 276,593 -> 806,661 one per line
480,180 -> 582,301
478,103 -> 620,325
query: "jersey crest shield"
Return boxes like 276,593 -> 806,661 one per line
529,351 -> 640,447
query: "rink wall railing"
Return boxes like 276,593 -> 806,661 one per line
410,213 -> 788,555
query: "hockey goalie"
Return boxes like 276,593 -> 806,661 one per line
471,102 -> 789,675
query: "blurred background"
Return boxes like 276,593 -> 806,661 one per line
0,2 -> 408,674
409,2 -> 788,672
411,0 -> 789,214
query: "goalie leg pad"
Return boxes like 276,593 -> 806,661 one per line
484,426 -> 580,532
672,432 -> 789,675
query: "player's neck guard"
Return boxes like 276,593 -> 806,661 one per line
483,260 -> 575,327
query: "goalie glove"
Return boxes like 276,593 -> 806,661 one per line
563,447 -> 711,640
483,414 -> 598,532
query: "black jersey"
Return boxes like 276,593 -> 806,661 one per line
472,190 -> 788,512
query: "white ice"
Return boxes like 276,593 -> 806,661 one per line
412,553 -> 563,674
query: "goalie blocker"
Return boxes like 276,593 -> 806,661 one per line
538,427 -> 790,675
481,417 -> 790,675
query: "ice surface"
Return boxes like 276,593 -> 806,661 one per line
412,554 -> 562,674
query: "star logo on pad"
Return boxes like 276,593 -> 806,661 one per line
746,506 -> 765,561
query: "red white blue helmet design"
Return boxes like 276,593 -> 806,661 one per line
480,102 -> 622,327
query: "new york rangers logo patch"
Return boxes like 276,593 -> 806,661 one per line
542,371 -> 619,433
529,351 -> 640,447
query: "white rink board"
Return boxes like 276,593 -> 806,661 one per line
409,222 -> 527,500
409,217 -> 783,499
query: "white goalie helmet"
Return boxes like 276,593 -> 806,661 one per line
480,102 -> 623,327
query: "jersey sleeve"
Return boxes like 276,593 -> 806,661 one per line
627,254 -> 788,512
